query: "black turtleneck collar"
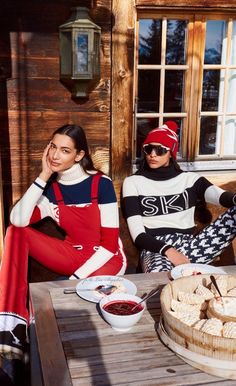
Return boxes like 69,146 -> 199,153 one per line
136,160 -> 183,181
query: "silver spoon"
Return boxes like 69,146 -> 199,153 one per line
63,284 -> 117,295
131,286 -> 160,312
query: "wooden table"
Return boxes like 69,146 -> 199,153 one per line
29,267 -> 236,386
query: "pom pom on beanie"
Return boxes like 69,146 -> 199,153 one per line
143,121 -> 179,158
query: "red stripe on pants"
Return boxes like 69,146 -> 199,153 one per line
0,225 -> 125,322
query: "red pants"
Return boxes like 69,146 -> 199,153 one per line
0,225 -> 125,322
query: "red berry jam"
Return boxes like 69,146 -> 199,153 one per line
103,300 -> 143,315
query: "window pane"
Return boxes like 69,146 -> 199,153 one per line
227,69 -> 236,113
136,118 -> 158,158
223,117 -> 236,154
199,117 -> 217,155
230,21 -> 236,65
204,20 -> 226,64
164,71 -> 184,112
202,70 -> 220,111
171,119 -> 183,157
137,70 -> 160,113
166,20 -> 188,65
136,118 -> 182,159
138,19 -> 162,64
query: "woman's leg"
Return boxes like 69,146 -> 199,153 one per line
0,226 -> 82,313
141,231 -> 196,272
0,225 -> 82,360
91,239 -> 127,276
90,255 -> 126,276
0,225 -> 31,360
141,249 -> 173,272
178,206 -> 236,264
140,206 -> 236,272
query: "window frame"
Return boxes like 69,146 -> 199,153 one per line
134,9 -> 236,171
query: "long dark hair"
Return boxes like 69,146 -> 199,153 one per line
52,124 -> 97,173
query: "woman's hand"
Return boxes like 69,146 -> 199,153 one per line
165,247 -> 190,266
39,142 -> 53,182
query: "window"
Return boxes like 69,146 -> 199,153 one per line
134,12 -> 236,171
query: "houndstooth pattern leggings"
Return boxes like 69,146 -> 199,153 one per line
141,206 -> 236,273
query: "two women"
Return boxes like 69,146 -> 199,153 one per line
0,124 -> 126,364
122,121 -> 236,273
2,119 -> 236,383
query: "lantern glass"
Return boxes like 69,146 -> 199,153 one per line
75,33 -> 88,73
60,31 -> 72,77
59,6 -> 101,97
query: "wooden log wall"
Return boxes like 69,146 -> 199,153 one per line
136,0 -> 236,8
1,0 -> 236,260
0,0 -> 113,231
111,0 -> 134,194
0,157 -> 4,255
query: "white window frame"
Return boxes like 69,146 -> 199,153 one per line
134,11 -> 236,172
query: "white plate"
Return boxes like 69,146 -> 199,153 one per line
171,263 -> 226,280
76,275 -> 137,303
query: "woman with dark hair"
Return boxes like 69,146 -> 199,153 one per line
122,121 -> 236,273
0,124 -> 126,371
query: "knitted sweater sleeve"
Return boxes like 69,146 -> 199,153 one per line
10,177 -> 47,226
192,174 -> 236,207
200,178 -> 236,207
122,176 -> 168,254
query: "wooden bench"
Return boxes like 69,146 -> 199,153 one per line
28,205 -> 235,283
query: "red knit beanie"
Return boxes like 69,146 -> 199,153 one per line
143,121 -> 179,158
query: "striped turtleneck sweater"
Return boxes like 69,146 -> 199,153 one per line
122,163 -> 236,255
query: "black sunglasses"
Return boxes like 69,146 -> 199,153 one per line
143,144 -> 170,156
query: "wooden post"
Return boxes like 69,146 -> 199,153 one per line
0,156 -> 5,257
111,0 -> 135,200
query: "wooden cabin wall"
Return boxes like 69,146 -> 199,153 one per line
0,0 -> 112,228
111,0 -> 135,195
1,0 -> 236,261
136,0 -> 236,7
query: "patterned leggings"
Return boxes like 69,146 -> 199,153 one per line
141,206 -> 236,273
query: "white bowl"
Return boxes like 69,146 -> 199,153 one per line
99,293 -> 146,332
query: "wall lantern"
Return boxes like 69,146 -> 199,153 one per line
59,7 -> 101,98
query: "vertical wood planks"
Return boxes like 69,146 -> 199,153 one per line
111,0 -> 135,199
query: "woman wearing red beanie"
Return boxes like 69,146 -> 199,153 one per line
122,121 -> 236,272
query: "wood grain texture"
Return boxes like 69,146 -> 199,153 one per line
188,20 -> 205,160
135,0 -> 236,8
0,157 -> 4,256
0,0 -> 112,223
1,106 -> 111,203
1,0 -> 236,226
30,269 -> 236,386
111,0 -> 135,193
30,281 -> 74,386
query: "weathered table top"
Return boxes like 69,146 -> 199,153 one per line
29,266 -> 236,386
